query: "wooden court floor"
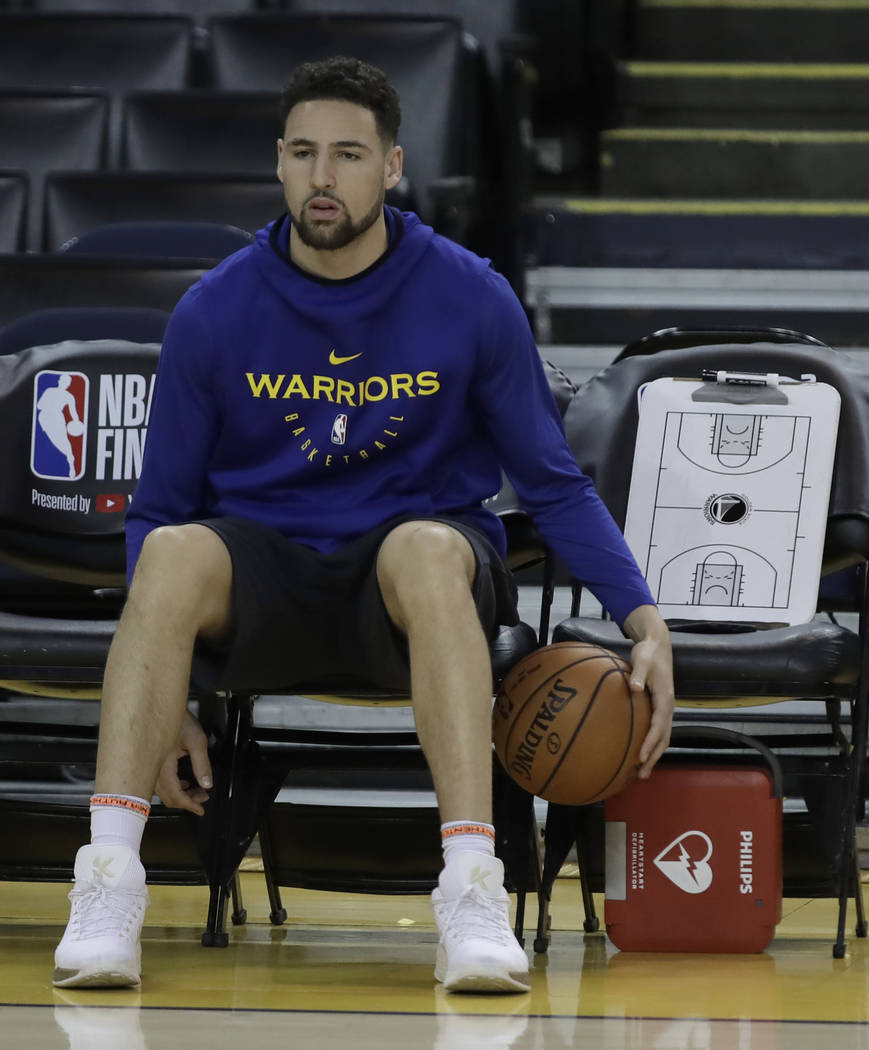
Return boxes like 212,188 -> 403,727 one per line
3,869 -> 869,1049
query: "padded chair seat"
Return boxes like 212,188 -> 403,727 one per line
0,614 -> 536,688
0,609 -> 116,679
553,617 -> 861,697
490,621 -> 538,682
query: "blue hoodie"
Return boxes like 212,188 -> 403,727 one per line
126,208 -> 654,626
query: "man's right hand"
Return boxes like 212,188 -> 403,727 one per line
155,709 -> 213,815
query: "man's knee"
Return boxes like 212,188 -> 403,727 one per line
377,522 -> 476,625
129,524 -> 232,634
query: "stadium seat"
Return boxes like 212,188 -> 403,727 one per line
0,254 -> 210,330
275,0 -> 528,79
0,306 -> 170,356
43,172 -> 283,252
540,328 -> 869,958
24,0 -> 255,22
121,90 -> 419,213
0,91 -> 109,251
0,13 -> 196,164
205,14 -> 498,253
0,333 -> 242,895
123,90 -> 281,175
0,171 -> 28,253
61,220 -> 254,260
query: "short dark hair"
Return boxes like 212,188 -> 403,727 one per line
279,56 -> 401,147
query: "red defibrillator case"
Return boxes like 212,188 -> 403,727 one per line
604,747 -> 783,953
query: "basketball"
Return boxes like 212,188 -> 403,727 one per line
492,641 -> 652,805
66,420 -> 84,437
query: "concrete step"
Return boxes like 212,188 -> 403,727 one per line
527,197 -> 869,269
525,265 -> 869,346
635,0 -> 869,63
620,61 -> 869,128
599,128 -> 869,198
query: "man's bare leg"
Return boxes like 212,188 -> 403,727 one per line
54,523 -> 233,988
94,523 -> 233,807
377,521 -> 493,824
377,521 -> 530,992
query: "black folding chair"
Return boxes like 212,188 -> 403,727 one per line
0,332 -> 572,947
539,328 -> 869,958
0,254 -> 210,331
43,172 -> 282,251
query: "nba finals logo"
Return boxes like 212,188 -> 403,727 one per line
31,370 -> 89,481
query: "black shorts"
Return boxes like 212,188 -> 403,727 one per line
189,514 -> 519,694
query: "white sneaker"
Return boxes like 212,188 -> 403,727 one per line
431,851 -> 530,993
53,844 -> 149,988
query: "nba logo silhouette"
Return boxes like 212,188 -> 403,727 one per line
31,370 -> 89,481
331,413 -> 348,445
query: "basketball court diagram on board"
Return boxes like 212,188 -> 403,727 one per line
624,372 -> 841,625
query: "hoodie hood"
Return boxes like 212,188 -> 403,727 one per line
254,207 -> 435,323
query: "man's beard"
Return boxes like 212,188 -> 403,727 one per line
291,187 -> 385,251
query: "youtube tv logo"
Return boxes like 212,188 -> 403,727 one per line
96,493 -> 126,513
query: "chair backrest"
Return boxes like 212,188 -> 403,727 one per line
0,306 -> 170,356
562,334 -> 869,576
123,90 -> 281,174
27,0 -> 255,23
0,254 -> 210,330
0,13 -> 195,164
0,91 -> 108,251
43,172 -> 283,251
0,337 -> 160,585
281,0 -> 525,78
207,14 -> 481,226
61,220 -> 255,259
615,325 -> 829,363
0,171 -> 27,253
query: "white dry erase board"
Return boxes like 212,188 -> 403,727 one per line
623,371 -> 841,625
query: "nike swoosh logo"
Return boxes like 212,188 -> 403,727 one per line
329,350 -> 363,366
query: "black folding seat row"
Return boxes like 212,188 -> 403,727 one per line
0,14 -> 195,165
0,9 -> 531,276
0,91 -> 108,251
0,172 -> 28,253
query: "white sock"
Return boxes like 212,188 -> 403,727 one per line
89,794 -> 150,852
441,820 -> 496,864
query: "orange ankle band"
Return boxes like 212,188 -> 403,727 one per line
441,823 -> 496,841
90,795 -> 151,819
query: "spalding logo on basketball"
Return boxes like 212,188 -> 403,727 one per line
492,641 -> 652,805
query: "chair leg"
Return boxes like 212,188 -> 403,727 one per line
834,741 -> 869,956
537,550 -> 555,646
257,819 -> 287,925
202,880 -> 230,948
575,807 -> 600,933
230,870 -> 247,926
854,846 -> 867,938
201,691 -> 251,948
534,803 -> 590,954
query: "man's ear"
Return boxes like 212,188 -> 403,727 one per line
275,139 -> 284,183
385,145 -> 403,189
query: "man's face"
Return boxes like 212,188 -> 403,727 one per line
277,98 -> 402,252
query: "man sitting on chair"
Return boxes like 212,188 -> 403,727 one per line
54,56 -> 674,994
